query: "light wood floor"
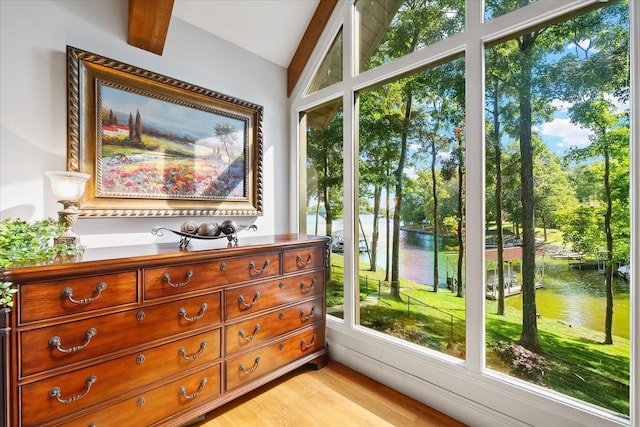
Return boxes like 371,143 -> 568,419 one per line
192,361 -> 467,427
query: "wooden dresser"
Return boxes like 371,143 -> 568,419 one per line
0,234 -> 329,426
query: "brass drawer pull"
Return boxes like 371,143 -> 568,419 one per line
238,324 -> 260,342
178,377 -> 207,400
178,341 -> 207,360
300,306 -> 316,322
300,278 -> 317,292
300,333 -> 317,350
61,282 -> 107,305
49,328 -> 97,353
238,291 -> 260,308
296,253 -> 313,267
239,357 -> 260,375
249,259 -> 270,275
178,303 -> 208,322
49,375 -> 96,404
162,270 -> 193,288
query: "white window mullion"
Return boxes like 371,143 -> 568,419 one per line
464,0 -> 485,375
629,1 -> 639,425
342,1 -> 358,329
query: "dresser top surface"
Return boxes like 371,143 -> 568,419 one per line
1,233 -> 328,281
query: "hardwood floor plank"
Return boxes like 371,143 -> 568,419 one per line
192,361 -> 467,427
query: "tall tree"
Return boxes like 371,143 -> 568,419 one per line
307,111 -> 344,242
214,122 -> 238,176
134,109 -> 143,143
364,0 -> 464,299
441,127 -> 465,297
550,2 -> 630,343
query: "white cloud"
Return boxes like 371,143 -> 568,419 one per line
539,118 -> 593,149
567,39 -> 596,53
604,93 -> 629,112
551,99 -> 572,112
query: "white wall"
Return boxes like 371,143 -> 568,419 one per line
0,0 -> 289,247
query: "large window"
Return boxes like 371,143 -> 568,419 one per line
300,100 -> 345,319
357,58 -> 466,358
294,1 -> 636,425
484,3 -> 631,415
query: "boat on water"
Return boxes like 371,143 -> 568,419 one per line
331,234 -> 369,253
617,264 -> 631,280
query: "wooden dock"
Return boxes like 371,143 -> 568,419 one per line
486,281 -> 543,300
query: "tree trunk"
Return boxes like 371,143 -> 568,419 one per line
603,145 -> 614,344
518,33 -> 541,352
456,146 -> 465,298
385,177 -> 391,283
391,91 -> 413,299
431,142 -> 439,293
370,186 -> 382,272
492,75 -> 506,315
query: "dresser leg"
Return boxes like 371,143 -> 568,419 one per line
308,345 -> 329,370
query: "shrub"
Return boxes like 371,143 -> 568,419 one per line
492,340 -> 550,384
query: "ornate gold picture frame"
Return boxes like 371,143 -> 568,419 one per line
67,46 -> 263,217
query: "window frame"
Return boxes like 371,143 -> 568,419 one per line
290,1 -> 639,426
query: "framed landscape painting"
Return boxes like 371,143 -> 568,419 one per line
66,46 -> 263,217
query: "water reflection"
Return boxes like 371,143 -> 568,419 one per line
310,215 -> 630,339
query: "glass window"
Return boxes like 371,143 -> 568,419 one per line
356,0 -> 464,73
306,28 -> 343,95
295,0 -> 635,424
484,2 -> 630,416
301,100 -> 345,319
485,0 -> 538,21
358,57 -> 466,359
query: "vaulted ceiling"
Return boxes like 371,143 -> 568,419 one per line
127,0 -> 337,96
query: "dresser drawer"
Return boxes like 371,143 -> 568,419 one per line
58,363 -> 221,427
225,297 -> 323,355
225,326 -> 325,391
282,245 -> 325,274
225,271 -> 325,320
143,252 -> 281,300
19,272 -> 137,324
20,293 -> 221,376
20,329 -> 221,427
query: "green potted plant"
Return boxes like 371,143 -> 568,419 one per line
0,217 -> 78,309
0,281 -> 16,309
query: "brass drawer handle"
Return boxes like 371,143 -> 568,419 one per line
238,324 -> 260,342
296,253 -> 313,267
49,328 -> 97,353
61,282 -> 107,305
300,306 -> 316,322
239,357 -> 260,375
178,377 -> 207,400
178,341 -> 207,360
162,270 -> 193,288
238,291 -> 260,308
49,375 -> 96,404
178,303 -> 208,322
300,278 -> 317,292
249,259 -> 270,275
300,333 -> 317,350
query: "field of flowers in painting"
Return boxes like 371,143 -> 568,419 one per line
100,134 -> 245,199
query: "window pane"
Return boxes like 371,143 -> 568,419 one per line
484,2 -> 630,416
484,0 -> 538,21
306,28 -> 343,95
358,57 -> 466,359
356,0 -> 464,73
301,100 -> 345,319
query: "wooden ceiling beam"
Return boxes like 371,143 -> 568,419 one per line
127,0 -> 175,55
287,0 -> 339,97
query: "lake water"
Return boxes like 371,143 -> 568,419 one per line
309,214 -> 630,339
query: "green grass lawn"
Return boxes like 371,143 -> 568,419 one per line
326,253 -> 630,415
